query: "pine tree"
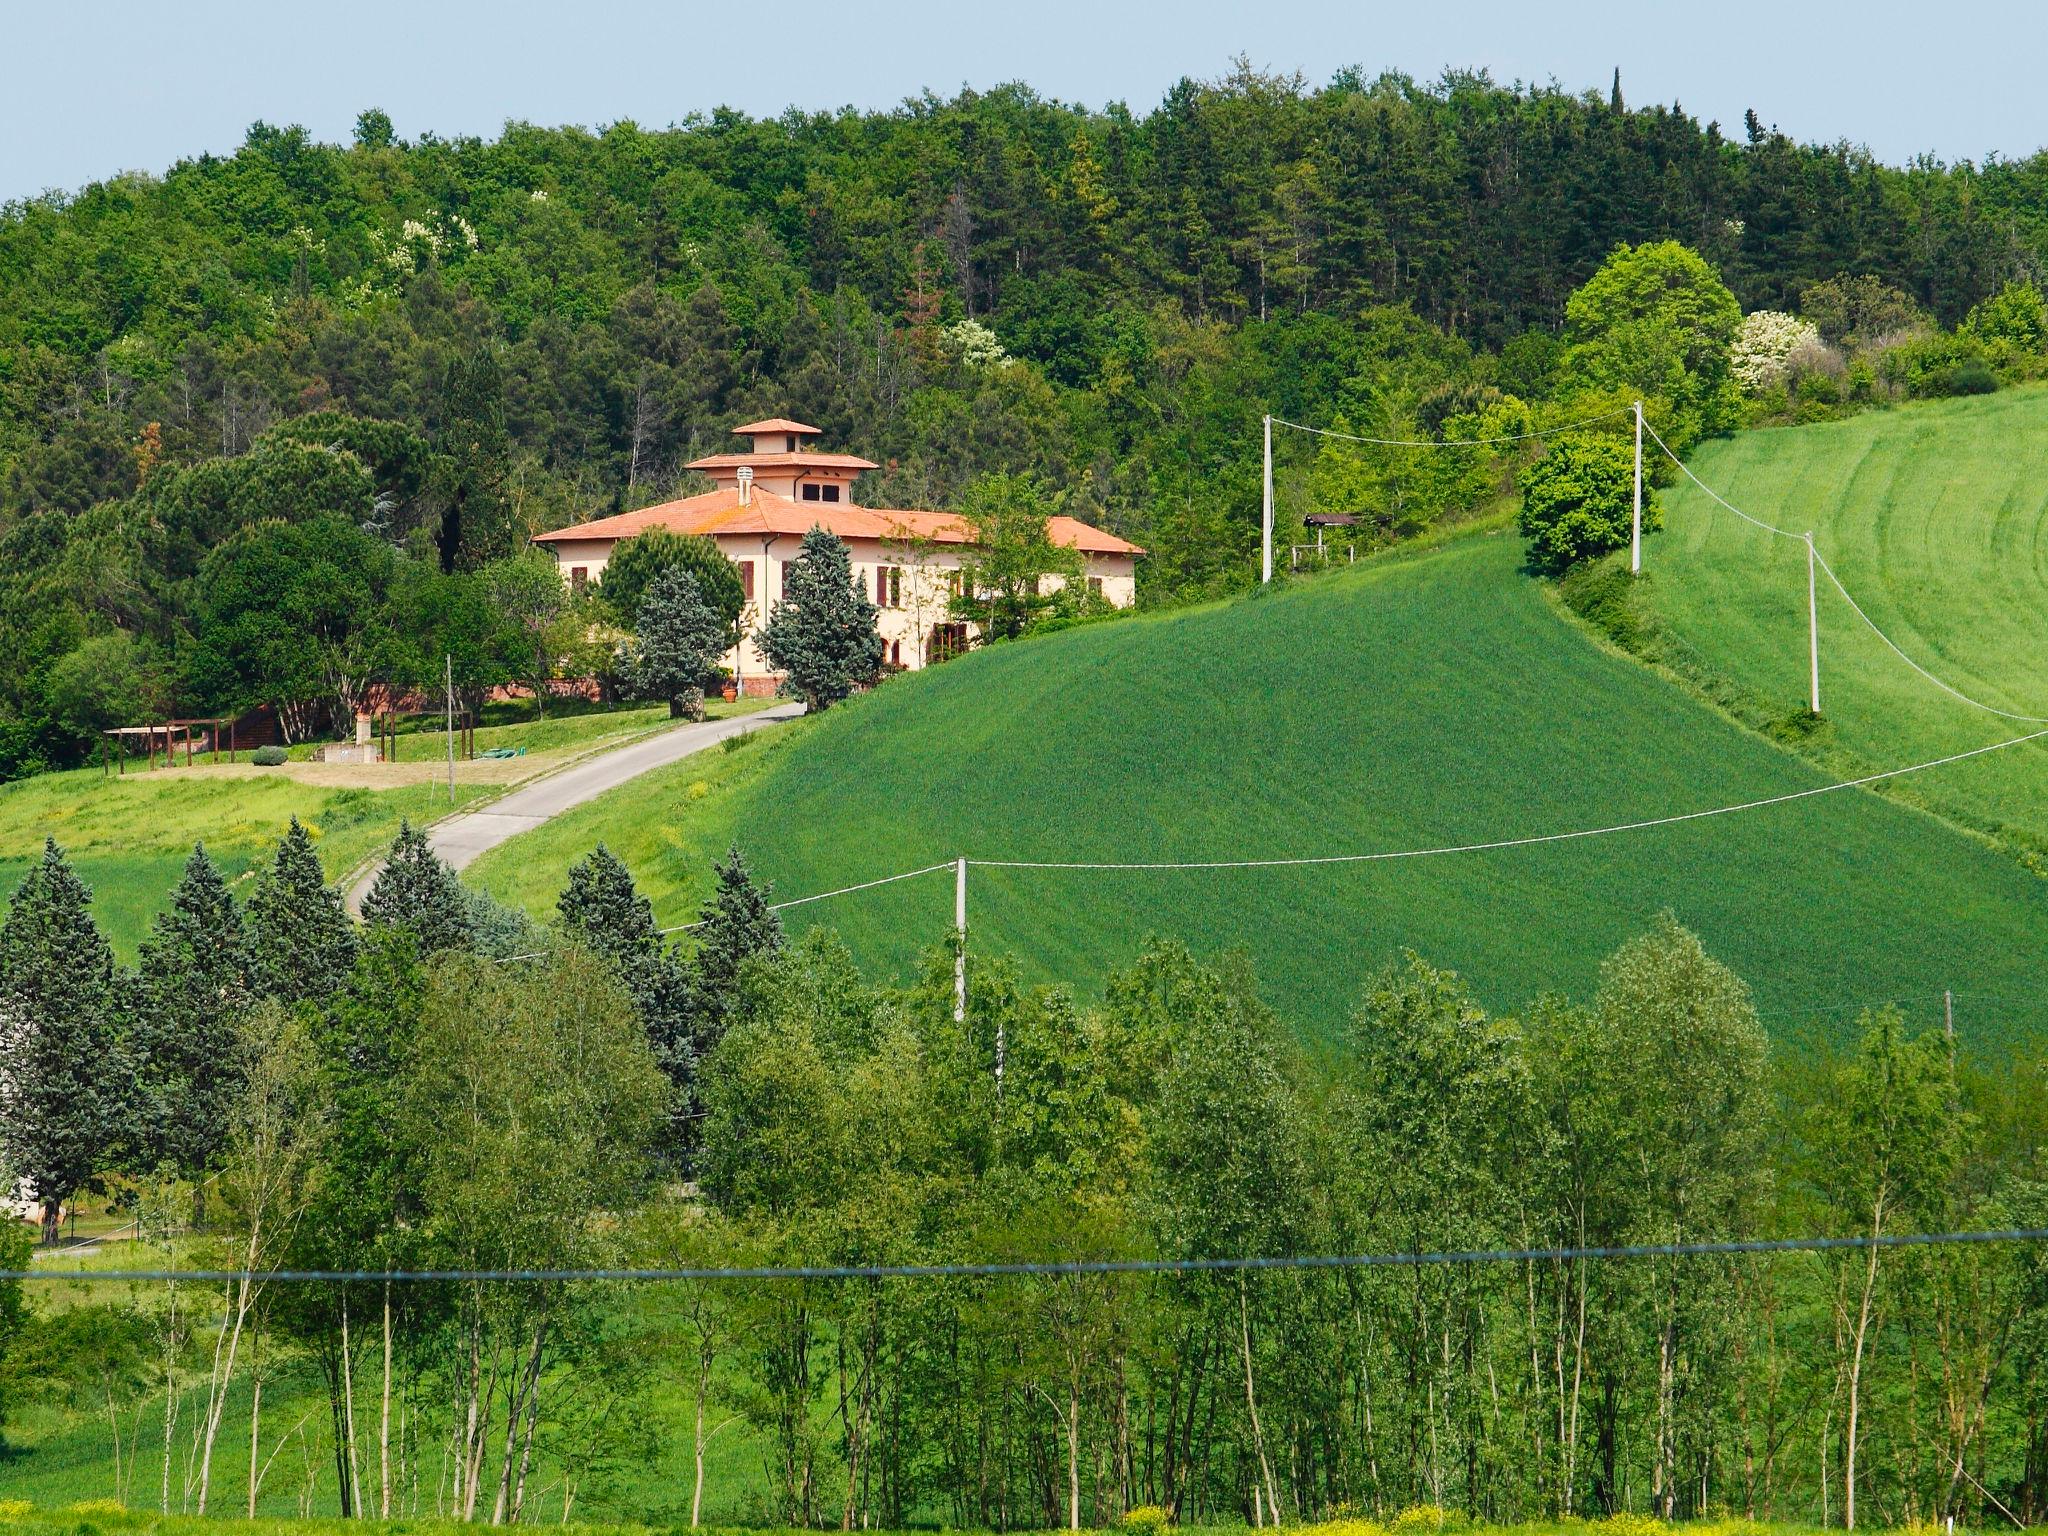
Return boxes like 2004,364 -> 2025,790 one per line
636,568 -> 726,719
558,843 -> 694,1087
688,845 -> 784,1059
755,525 -> 884,710
0,840 -> 125,1244
132,844 -> 251,1206
362,820 -> 476,955
246,816 -> 359,1005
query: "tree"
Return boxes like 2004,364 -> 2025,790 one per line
361,821 -> 475,955
1563,241 -> 1743,443
388,564 -> 513,721
131,844 -> 251,1210
636,568 -> 726,719
596,529 -> 746,634
484,548 -> 574,718
0,840 -> 125,1244
755,526 -> 884,710
245,816 -> 358,1006
557,843 -> 695,1089
1805,1007 -> 1964,1530
1517,432 -> 1658,574
431,347 -> 512,571
949,472 -> 1082,640
184,517 -> 399,742
688,846 -> 784,1060
1962,280 -> 2048,357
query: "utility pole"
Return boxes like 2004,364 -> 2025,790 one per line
1631,400 -> 1644,574
1806,532 -> 1821,716
1261,414 -> 1274,585
953,857 -> 968,1026
444,654 -> 456,803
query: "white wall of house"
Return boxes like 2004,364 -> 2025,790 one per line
544,534 -> 1137,684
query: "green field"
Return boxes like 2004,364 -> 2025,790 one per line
469,527 -> 2048,1047
0,701 -> 763,958
1645,386 -> 2048,870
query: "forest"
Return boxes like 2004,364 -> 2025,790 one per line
3,827 -> 2048,1529
10,66 -> 2048,776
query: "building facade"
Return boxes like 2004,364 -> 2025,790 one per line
533,419 -> 1143,693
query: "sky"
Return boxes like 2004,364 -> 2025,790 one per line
6,0 -> 2046,203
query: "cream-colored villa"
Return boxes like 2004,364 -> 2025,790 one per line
534,419 -> 1144,693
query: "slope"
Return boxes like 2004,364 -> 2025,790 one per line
467,526 -> 2048,1046
1643,386 -> 2048,873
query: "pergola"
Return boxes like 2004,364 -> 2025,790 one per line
100,718 -> 235,775
1294,512 -> 1367,568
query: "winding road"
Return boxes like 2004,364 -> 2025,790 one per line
346,702 -> 803,909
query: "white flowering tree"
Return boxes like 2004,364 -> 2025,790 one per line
1731,310 -> 1822,393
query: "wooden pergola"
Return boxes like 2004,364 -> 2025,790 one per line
100,718 -> 235,776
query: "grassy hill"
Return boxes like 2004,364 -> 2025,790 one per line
1644,386 -> 2048,870
468,527 -> 2048,1048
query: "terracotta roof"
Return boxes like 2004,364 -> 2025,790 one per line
733,417 -> 821,435
533,487 -> 1145,555
684,450 -> 879,473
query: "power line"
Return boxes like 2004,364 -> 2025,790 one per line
1645,421 -> 2048,724
966,725 -> 2048,872
1270,405 -> 1634,449
16,1227 -> 2048,1285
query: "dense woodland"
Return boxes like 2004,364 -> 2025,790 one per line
3,830 -> 2048,1529
11,68 -> 2048,775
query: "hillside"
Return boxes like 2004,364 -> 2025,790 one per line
468,527 -> 2048,1045
1644,385 -> 2048,864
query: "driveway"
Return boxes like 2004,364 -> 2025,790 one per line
346,702 -> 803,909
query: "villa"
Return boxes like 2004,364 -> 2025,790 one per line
533,419 -> 1144,693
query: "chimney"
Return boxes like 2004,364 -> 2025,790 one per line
736,465 -> 753,507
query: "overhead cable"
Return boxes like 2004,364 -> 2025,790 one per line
16,1226 -> 2048,1285
1269,405 -> 1634,449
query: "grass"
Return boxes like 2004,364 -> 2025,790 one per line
0,698 -> 769,958
468,527 -> 2048,1049
1645,385 -> 2048,872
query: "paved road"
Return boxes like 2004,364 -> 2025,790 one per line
347,703 -> 803,909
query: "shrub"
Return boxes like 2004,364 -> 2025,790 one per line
1731,310 -> 1821,392
1962,279 -> 2048,355
1391,1505 -> 1461,1534
1518,432 -> 1659,575
251,744 -> 288,766
1121,1505 -> 1171,1536
1601,1514 -> 1664,1536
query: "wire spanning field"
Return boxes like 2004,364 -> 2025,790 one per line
1649,385 -> 2048,862
469,528 -> 2048,1045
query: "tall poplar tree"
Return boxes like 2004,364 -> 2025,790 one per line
0,840 -> 125,1244
132,843 -> 251,1209
246,816 -> 358,1005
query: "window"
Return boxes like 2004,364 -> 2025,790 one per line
821,484 -> 841,503
890,639 -> 902,666
570,566 -> 588,595
888,566 -> 902,608
873,565 -> 903,608
1087,575 -> 1103,598
802,483 -> 821,501
739,560 -> 756,602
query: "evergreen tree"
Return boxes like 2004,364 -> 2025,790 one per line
245,816 -> 359,1005
362,820 -> 476,955
132,843 -> 251,1202
636,567 -> 726,719
688,845 -> 784,1059
558,843 -> 694,1086
755,526 -> 884,710
0,840 -> 125,1244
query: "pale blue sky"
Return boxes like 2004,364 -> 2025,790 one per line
6,0 -> 2043,203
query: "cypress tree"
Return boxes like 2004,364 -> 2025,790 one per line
246,816 -> 358,1005
132,844 -> 251,1206
635,567 -> 726,719
362,820 -> 476,955
755,525 -> 885,710
688,845 -> 784,1059
559,843 -> 694,1087
0,840 -> 125,1244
